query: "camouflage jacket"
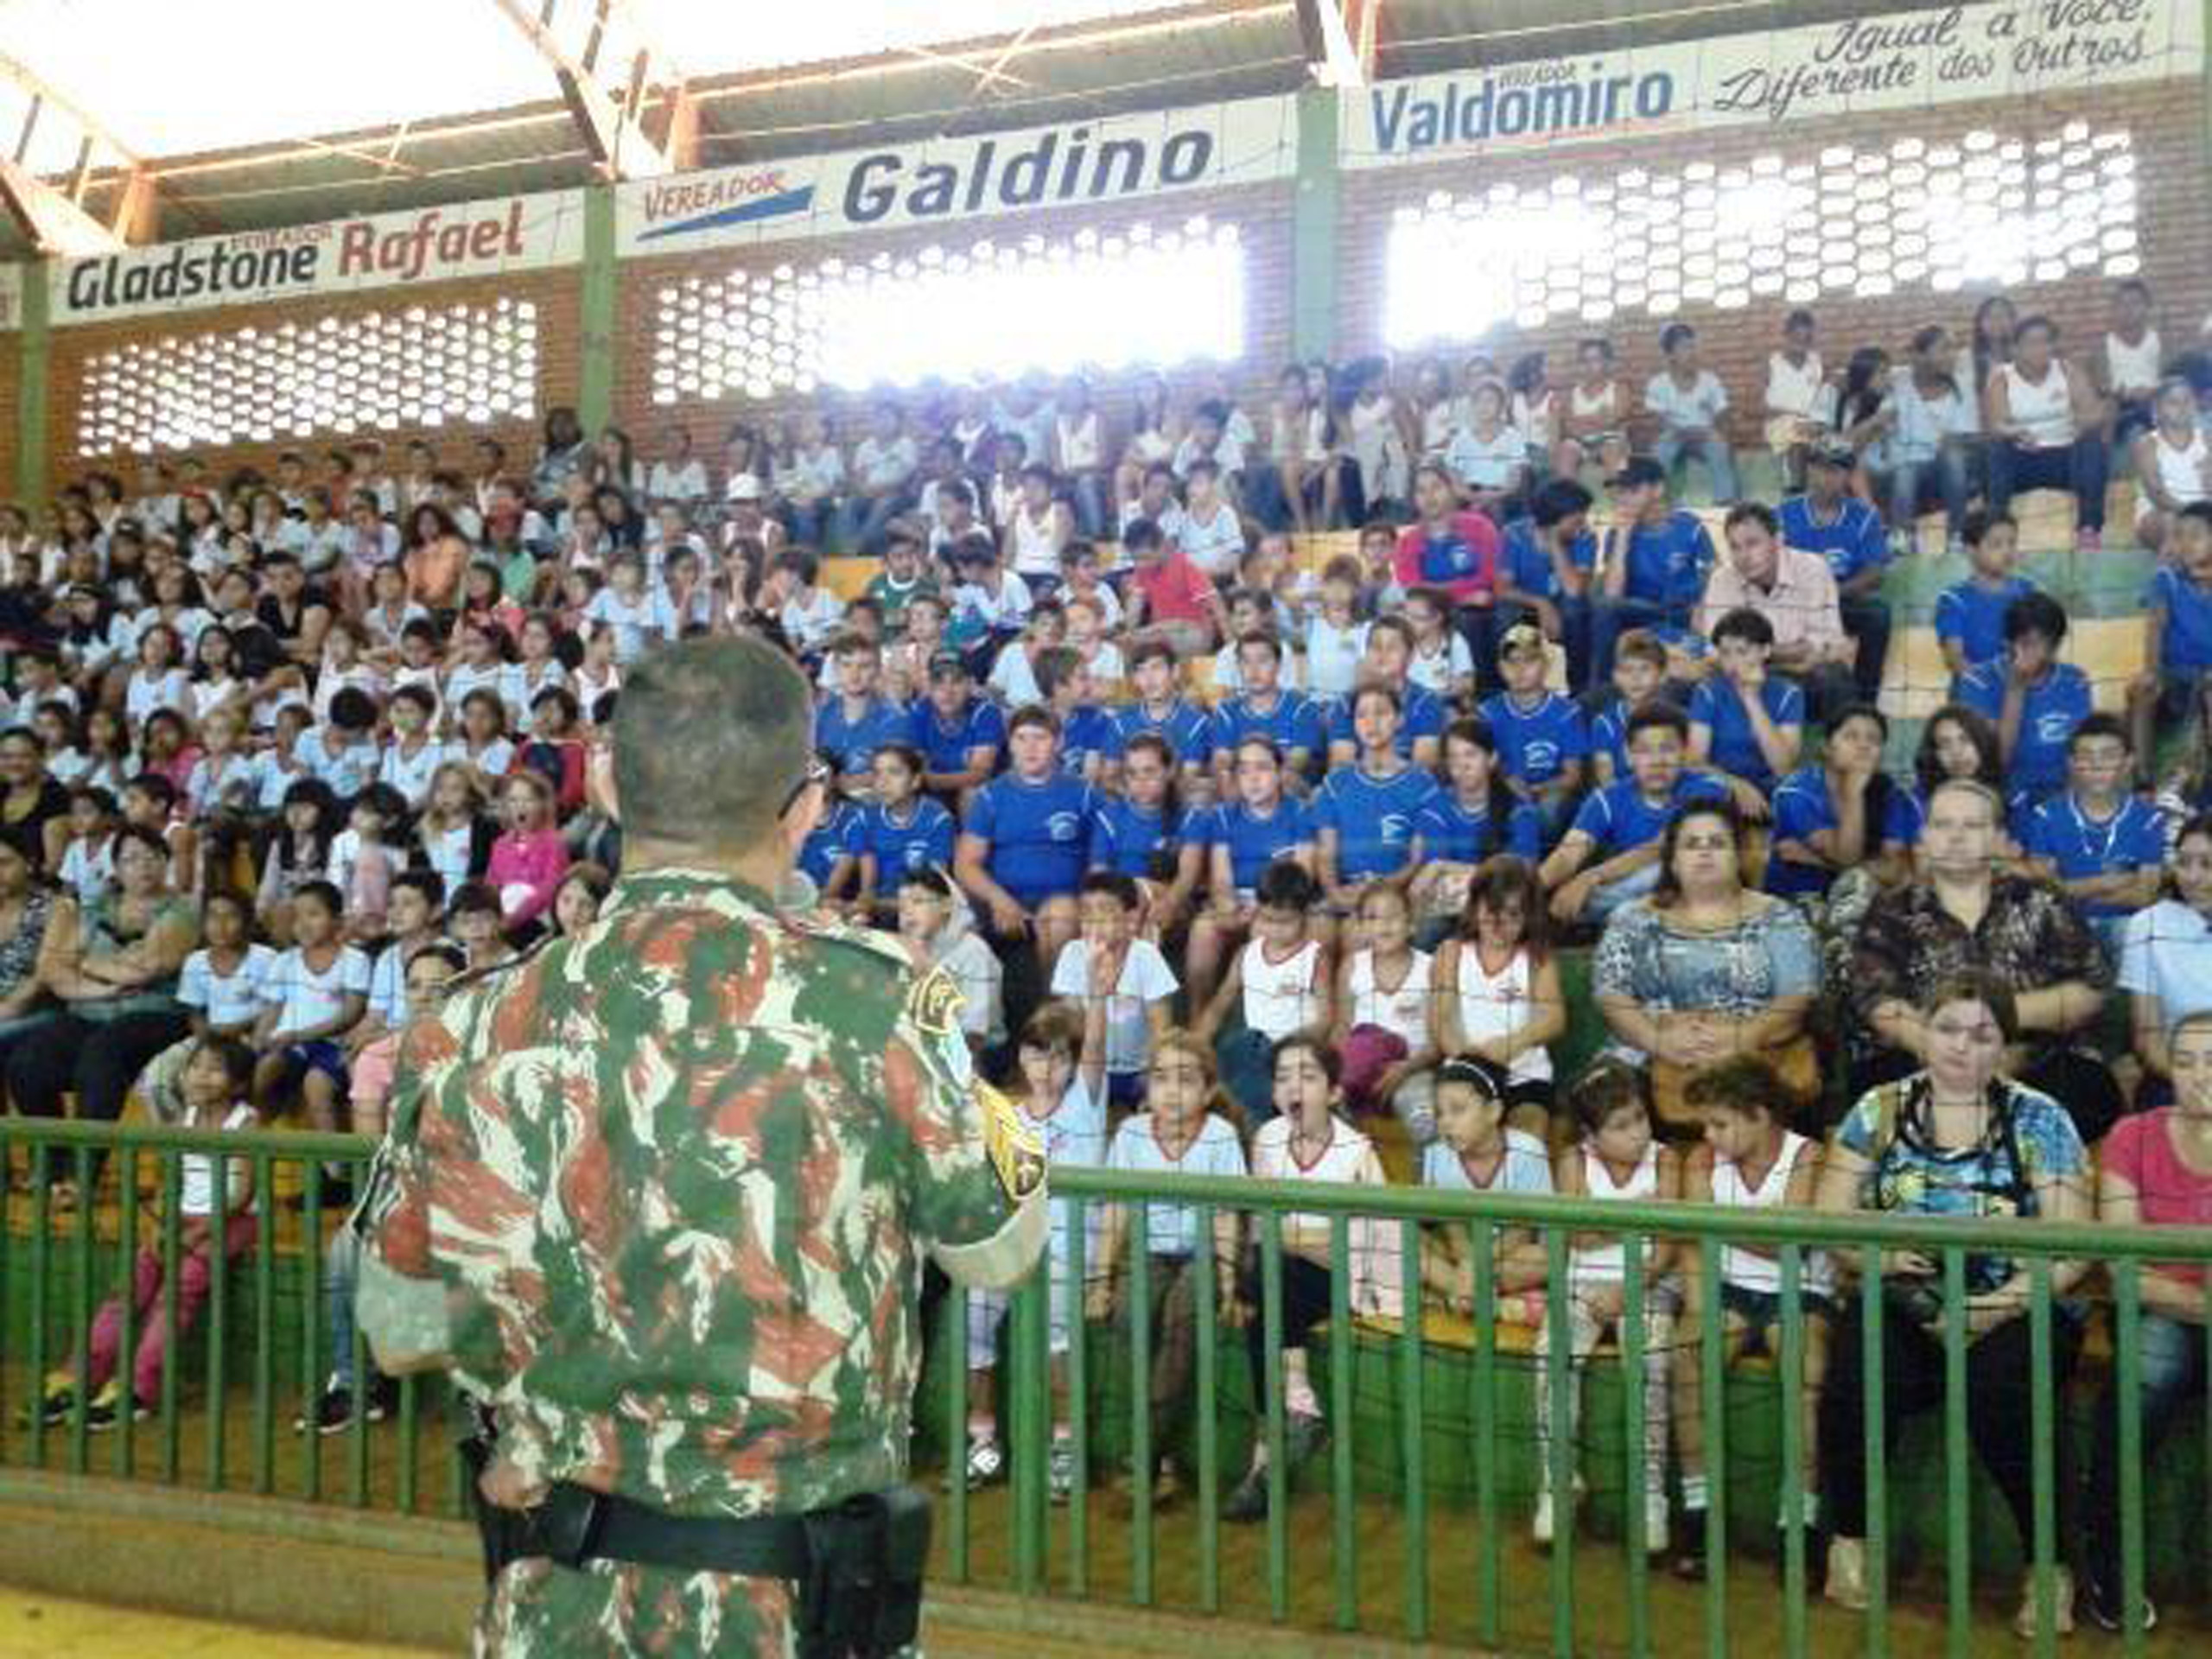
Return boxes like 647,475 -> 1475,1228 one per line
360,866 -> 1028,1517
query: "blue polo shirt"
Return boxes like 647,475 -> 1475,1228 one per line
1766,765 -> 1884,897
1478,690 -> 1588,787
1205,799 -> 1315,893
815,694 -> 912,779
1934,576 -> 2036,677
1688,675 -> 1805,794
911,696 -> 1007,778
1110,698 -> 1215,769
1414,792 -> 1544,863
2150,564 -> 2212,672
1314,764 -> 1441,880
858,796 -> 957,893
1324,684 -> 1446,757
1778,494 -> 1888,588
1211,690 -> 1325,764
1587,696 -> 1632,779
800,800 -> 864,888
2020,792 -> 2171,918
1088,796 -> 1188,880
1568,771 -> 1730,858
1619,510 -> 1715,607
1060,704 -> 1116,778
965,772 -> 1096,906
1500,520 -> 1597,604
1955,661 -> 2093,800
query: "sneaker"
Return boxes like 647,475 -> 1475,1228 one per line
1047,1440 -> 1077,1505
2082,1567 -> 2157,1635
1224,1465 -> 1269,1524
2012,1565 -> 2075,1640
1532,1488 -> 1562,1548
26,1379 -> 75,1429
957,1435 -> 1004,1490
83,1382 -> 147,1432
1643,1492 -> 1670,1555
1826,1536 -> 1869,1611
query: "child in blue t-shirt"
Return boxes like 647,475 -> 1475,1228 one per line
1954,590 -> 2092,804
957,704 -> 1093,971
1688,608 -> 1804,798
2127,501 -> 2212,781
1211,633 -> 1325,791
1478,620 -> 1588,845
815,634 -> 911,789
797,747 -> 865,907
1111,639 -> 1214,795
1089,734 -> 1204,934
855,742 -> 957,921
1935,509 -> 2033,694
1411,716 -> 1545,935
1036,646 -> 1113,785
1540,703 -> 1727,924
2019,714 -> 2167,944
1766,705 -> 1895,899
1314,683 -> 1442,914
911,652 -> 1007,804
1588,629 -> 1672,787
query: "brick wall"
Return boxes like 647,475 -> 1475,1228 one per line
1335,79 -> 2211,426
0,335 -> 16,501
43,267 -> 582,493
609,181 -> 1296,449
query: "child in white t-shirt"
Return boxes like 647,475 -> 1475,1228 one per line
1049,872 -> 1178,1109
1090,1030 -> 1248,1503
251,880 -> 371,1139
141,891 -> 275,1124
1224,1034 -> 1399,1523
1194,858 -> 1330,1123
895,868 -> 1004,1053
954,1001 -> 1108,1502
1418,1057 -> 1553,1326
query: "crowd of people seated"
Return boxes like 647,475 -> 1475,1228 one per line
0,276 -> 2207,1637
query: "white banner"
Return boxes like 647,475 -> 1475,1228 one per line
617,97 -> 1298,255
48,190 -> 589,327
0,264 -> 20,333
1343,0 -> 2205,169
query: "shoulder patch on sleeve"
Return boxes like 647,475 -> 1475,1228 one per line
978,1078 -> 1048,1203
906,962 -> 967,1038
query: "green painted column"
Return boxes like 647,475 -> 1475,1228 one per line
1292,86 -> 1341,363
15,260 -> 48,507
576,185 -> 618,434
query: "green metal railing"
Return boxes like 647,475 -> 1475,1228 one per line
3,1120 -> 2210,1656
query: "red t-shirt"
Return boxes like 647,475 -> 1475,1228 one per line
2104,1107 -> 2212,1285
1393,512 -> 1499,605
1131,551 -> 1217,627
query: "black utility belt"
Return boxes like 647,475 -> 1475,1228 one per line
486,1480 -> 932,1659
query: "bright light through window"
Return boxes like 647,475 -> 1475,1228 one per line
652,219 -> 1243,400
1384,120 -> 2139,349
77,298 -> 538,458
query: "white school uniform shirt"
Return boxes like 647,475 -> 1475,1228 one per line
954,573 -> 1033,634
988,643 -> 1043,708
646,459 -> 709,505
1056,410 -> 1103,471
2105,327 -> 2164,398
935,929 -> 1006,1049
1571,1141 -> 1661,1289
1451,944 -> 1553,1084
1237,937 -> 1326,1040
1422,1128 -> 1555,1195
583,586 -> 677,664
1179,500 -> 1246,580
1713,1132 -> 1833,1295
124,666 -> 194,727
179,1103 -> 258,1217
1105,1113 -> 1248,1257
1050,938 -> 1179,1075
779,588 -> 846,654
1346,948 -> 1433,1049
59,837 -> 114,908
179,944 -> 279,1031
1444,426 -> 1526,490
1512,389 -> 1559,452
1408,634 -> 1472,696
261,944 -> 373,1043
1064,580 -> 1124,632
1644,370 -> 1729,435
1009,501 -> 1064,581
2000,361 -> 2076,448
1303,615 -> 1370,700
377,737 -> 451,810
1763,351 -> 1827,422
502,660 -> 571,728
186,751 -> 258,819
361,601 -> 431,651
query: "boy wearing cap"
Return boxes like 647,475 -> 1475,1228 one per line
910,650 -> 1007,808
1480,622 -> 1588,846
1590,457 -> 1715,683
1778,441 -> 1891,704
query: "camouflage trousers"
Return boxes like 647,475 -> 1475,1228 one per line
477,1557 -> 796,1657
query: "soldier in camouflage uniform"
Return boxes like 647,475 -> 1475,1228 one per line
357,636 -> 1047,1657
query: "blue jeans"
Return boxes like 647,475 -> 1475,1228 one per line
783,499 -> 830,550
2088,1309 -> 2207,1595
837,492 -> 910,556
1988,434 -> 2111,532
324,1228 -> 363,1390
1655,433 -> 1738,504
1067,473 -> 1109,539
1885,446 -> 1973,540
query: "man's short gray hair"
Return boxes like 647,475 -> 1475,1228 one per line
613,635 -> 814,845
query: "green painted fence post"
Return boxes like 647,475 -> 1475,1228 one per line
1291,88 -> 1339,365
15,259 -> 48,509
577,187 -> 618,435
